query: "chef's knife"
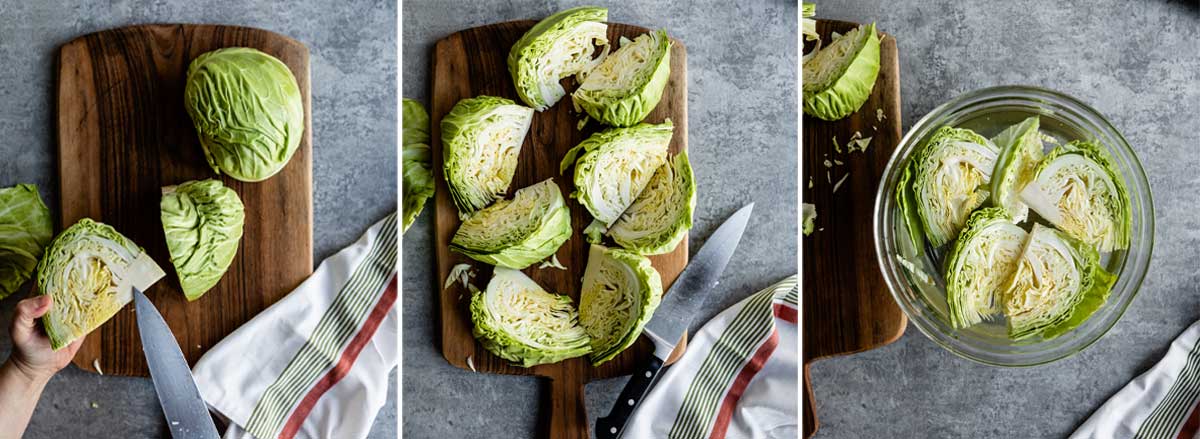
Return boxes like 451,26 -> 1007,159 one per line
134,287 -> 221,439
595,203 -> 754,438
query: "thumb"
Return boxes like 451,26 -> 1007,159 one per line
12,295 -> 52,334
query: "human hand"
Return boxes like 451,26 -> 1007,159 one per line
9,295 -> 82,383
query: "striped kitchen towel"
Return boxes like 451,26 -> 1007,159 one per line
193,213 -> 397,439
1072,321 -> 1200,439
622,275 -> 798,439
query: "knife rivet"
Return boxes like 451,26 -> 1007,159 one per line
627,398 -> 635,406
645,371 -> 652,378
610,427 -> 618,434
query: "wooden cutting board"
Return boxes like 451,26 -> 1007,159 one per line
431,21 -> 688,439
57,24 -> 313,377
802,20 -> 907,438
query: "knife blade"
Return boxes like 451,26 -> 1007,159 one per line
595,202 -> 754,439
134,288 -> 220,439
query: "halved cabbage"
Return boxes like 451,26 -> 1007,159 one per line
38,219 -> 164,350
161,179 -> 244,301
607,151 -> 694,254
470,267 -> 591,367
911,126 -> 999,248
1019,140 -> 1131,252
944,208 -> 1027,328
508,6 -> 610,111
442,96 -> 534,217
802,23 -> 880,121
561,121 -> 672,227
989,116 -> 1045,222
572,29 -> 671,127
1003,224 -> 1116,340
403,99 -> 434,233
579,244 -> 663,365
451,179 -> 571,269
0,184 -> 52,299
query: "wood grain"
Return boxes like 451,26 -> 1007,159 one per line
57,24 -> 313,377
431,20 -> 687,439
802,20 -> 907,438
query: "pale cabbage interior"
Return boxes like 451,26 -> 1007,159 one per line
609,157 -> 683,241
1020,154 -> 1120,251
455,180 -> 560,252
533,22 -> 610,107
951,221 -> 1027,326
802,24 -> 865,92
581,138 -> 667,225
579,247 -> 638,351
916,140 -> 998,244
485,268 -> 586,349
1003,225 -> 1082,337
577,32 -> 659,97
456,106 -> 532,206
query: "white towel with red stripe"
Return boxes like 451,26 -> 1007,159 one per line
621,275 -> 798,439
1072,321 -> 1200,439
193,213 -> 398,439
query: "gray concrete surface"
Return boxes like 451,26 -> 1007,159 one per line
808,1 -> 1200,438
0,1 -> 396,438
402,0 -> 797,437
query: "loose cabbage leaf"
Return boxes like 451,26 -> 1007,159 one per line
38,219 -> 164,350
1003,224 -> 1115,340
451,179 -> 571,269
572,29 -> 671,127
802,23 -> 880,121
442,96 -> 534,217
561,121 -> 673,226
911,126 -> 999,248
579,244 -> 663,365
1019,140 -> 1131,252
471,267 -> 590,367
0,184 -> 52,299
184,48 -> 305,182
161,179 -> 244,301
989,116 -> 1045,222
895,160 -> 925,253
402,99 -> 434,232
608,151 -> 694,255
944,208 -> 1027,329
508,6 -> 610,111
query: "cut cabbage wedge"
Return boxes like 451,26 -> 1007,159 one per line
944,208 -> 1027,329
802,22 -> 880,121
561,121 -> 672,227
1003,224 -> 1116,340
572,29 -> 671,127
1019,140 -> 1131,252
450,179 -> 572,269
579,244 -> 662,365
441,96 -> 534,217
989,116 -> 1045,223
161,179 -> 244,301
608,151 -> 695,255
470,267 -> 590,367
38,219 -> 164,350
911,126 -> 999,248
508,6 -> 610,111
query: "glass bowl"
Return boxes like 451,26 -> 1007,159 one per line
873,85 -> 1154,367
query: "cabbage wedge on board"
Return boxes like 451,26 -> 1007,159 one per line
572,29 -> 671,127
802,22 -> 880,121
161,179 -> 244,301
470,267 -> 591,367
607,151 -> 695,255
37,219 -> 165,350
1019,140 -> 1131,252
989,116 -> 1046,223
908,126 -> 1000,248
579,244 -> 663,365
944,208 -> 1027,329
1003,224 -> 1116,340
561,121 -> 672,229
508,6 -> 610,111
450,179 -> 571,270
441,96 -> 534,217
402,99 -> 434,233
0,184 -> 52,300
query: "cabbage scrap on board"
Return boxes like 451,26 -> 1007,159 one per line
909,126 -> 999,248
944,208 -> 1027,329
578,244 -> 663,365
1003,224 -> 1116,340
442,96 -> 534,217
0,184 -> 52,299
802,23 -> 880,121
572,29 -> 671,127
561,121 -> 672,229
184,47 -> 305,182
509,6 -> 610,111
606,151 -> 694,255
802,203 -> 816,236
1019,140 -> 1131,252
450,179 -> 571,269
38,219 -> 165,350
470,267 -> 590,367
989,116 -> 1045,223
161,179 -> 244,301
402,99 -> 434,232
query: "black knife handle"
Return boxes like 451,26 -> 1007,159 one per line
595,356 -> 665,438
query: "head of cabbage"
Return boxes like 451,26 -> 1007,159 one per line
450,179 -> 571,269
572,29 -> 671,127
579,244 -> 662,365
402,99 -> 434,233
606,151 -> 694,255
161,179 -> 245,301
184,47 -> 305,182
38,219 -> 164,350
561,121 -> 673,227
1019,140 -> 1131,252
442,96 -> 534,217
508,6 -> 610,111
1003,224 -> 1115,340
0,184 -> 52,299
470,267 -> 591,367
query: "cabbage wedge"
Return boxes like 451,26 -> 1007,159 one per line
508,6 -> 610,111
944,208 -> 1027,329
38,219 -> 165,350
1019,140 -> 1131,252
470,267 -> 590,367
0,184 -> 52,299
911,126 -> 999,248
989,116 -> 1045,223
161,179 -> 244,301
802,23 -> 880,121
572,29 -> 671,127
607,151 -> 694,255
561,121 -> 672,227
402,99 -> 434,232
451,179 -> 571,269
579,244 -> 663,365
1003,224 -> 1116,340
442,96 -> 534,217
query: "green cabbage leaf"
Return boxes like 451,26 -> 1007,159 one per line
161,179 -> 244,301
802,23 -> 880,121
0,184 -> 52,299
402,99 -> 434,232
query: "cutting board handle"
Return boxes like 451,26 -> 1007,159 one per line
543,372 -> 589,439
803,365 -> 819,438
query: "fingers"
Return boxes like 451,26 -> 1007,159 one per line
12,295 -> 52,334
